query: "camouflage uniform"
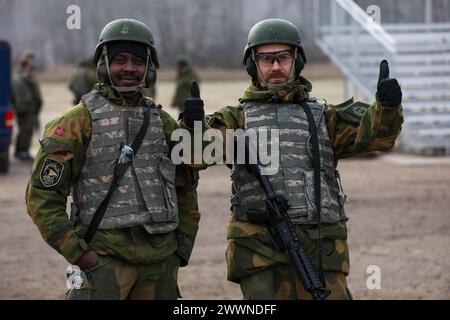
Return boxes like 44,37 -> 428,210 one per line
171,59 -> 199,111
25,83 -> 200,299
179,19 -> 404,300
201,76 -> 403,299
25,18 -> 200,300
68,59 -> 98,105
11,65 -> 42,157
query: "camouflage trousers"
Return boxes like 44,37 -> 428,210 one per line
66,253 -> 181,300
239,266 -> 352,300
226,218 -> 352,300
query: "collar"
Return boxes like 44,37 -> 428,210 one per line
240,76 -> 313,104
93,83 -> 149,107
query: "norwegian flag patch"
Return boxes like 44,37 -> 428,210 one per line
54,127 -> 65,137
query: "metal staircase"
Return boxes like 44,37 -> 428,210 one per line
314,0 -> 450,155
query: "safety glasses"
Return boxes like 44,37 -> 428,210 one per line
254,50 -> 293,67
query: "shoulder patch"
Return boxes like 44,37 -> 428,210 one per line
54,127 -> 65,137
334,100 -> 370,125
40,158 -> 64,187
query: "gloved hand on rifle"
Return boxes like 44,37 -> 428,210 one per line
376,59 -> 402,108
182,81 -> 204,128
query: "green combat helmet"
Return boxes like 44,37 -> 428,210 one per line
243,18 -> 307,82
93,18 -> 159,92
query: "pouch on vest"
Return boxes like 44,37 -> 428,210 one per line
304,170 -> 343,224
157,155 -> 178,223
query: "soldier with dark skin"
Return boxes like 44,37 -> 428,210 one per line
171,56 -> 200,111
11,52 -> 43,160
25,19 -> 200,300
182,19 -> 403,299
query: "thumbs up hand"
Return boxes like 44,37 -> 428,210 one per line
376,60 -> 402,108
183,81 -> 205,128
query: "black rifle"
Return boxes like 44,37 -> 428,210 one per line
243,139 -> 331,300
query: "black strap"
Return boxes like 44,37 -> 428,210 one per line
300,102 -> 327,287
83,105 -> 151,244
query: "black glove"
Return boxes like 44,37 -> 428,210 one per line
182,81 -> 204,128
376,60 -> 402,108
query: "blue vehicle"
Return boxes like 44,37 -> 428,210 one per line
0,40 -> 14,173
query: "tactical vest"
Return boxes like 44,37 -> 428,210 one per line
72,91 -> 178,233
230,98 -> 347,225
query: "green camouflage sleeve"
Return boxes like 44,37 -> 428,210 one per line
174,166 -> 200,267
178,105 -> 244,168
210,105 -> 244,130
160,109 -> 201,267
25,104 -> 92,264
206,105 -> 245,165
159,108 -> 179,149
325,98 -> 404,159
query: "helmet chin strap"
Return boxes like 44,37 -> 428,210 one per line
103,46 -> 149,94
254,47 -> 297,90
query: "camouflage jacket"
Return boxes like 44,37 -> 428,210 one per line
25,84 -> 200,267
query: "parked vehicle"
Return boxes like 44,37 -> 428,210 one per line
0,41 -> 14,173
